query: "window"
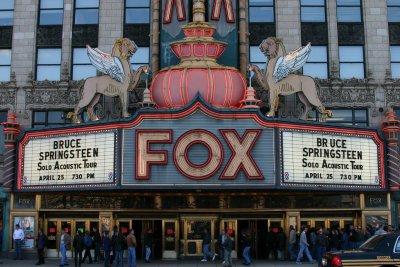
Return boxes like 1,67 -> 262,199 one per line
303,46 -> 328,78
39,0 -> 63,25
339,46 -> 364,79
388,0 -> 400,23
391,46 -> 400,78
301,0 -> 326,22
0,0 -> 13,26
32,110 -> 73,128
130,47 -> 149,71
249,0 -> 274,23
308,109 -> 368,126
72,48 -> 96,80
36,48 -> 61,81
249,45 -> 267,70
337,0 -> 362,23
74,0 -> 99,25
0,49 -> 11,81
125,0 -> 150,24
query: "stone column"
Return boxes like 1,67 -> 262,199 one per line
151,0 -> 160,75
238,0 -> 248,77
98,0 -> 123,52
382,111 -> 400,190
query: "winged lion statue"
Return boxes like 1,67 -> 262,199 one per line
250,37 -> 332,121
67,38 -> 148,123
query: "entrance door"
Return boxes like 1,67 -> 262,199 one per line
163,220 -> 178,259
46,220 -> 58,257
132,220 -> 143,259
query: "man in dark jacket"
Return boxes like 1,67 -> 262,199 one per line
73,231 -> 84,267
111,226 -> 126,267
222,232 -> 233,267
201,228 -> 216,262
143,229 -> 153,263
36,229 -> 47,265
102,231 -> 112,267
82,230 -> 93,264
93,226 -> 102,262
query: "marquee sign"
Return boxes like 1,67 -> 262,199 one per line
15,99 -> 386,191
281,130 -> 383,189
18,130 -> 117,189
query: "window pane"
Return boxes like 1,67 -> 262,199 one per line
391,46 -> 400,61
249,0 -> 274,6
354,109 -> 367,120
329,109 -> 352,121
308,46 -> 327,62
73,48 -> 91,64
249,7 -> 274,22
73,65 -> 96,80
75,9 -> 98,24
340,63 -> 364,79
392,63 -> 400,78
389,7 -> 400,22
41,0 -> 63,9
34,112 -> 46,123
337,7 -> 361,22
301,0 -> 325,6
0,66 -> 10,81
0,0 -> 14,10
125,9 -> 150,23
388,0 -> 400,6
37,49 -> 61,64
0,49 -> 11,65
37,66 -> 61,81
250,46 -> 266,63
303,63 -> 328,78
0,11 -> 13,26
339,46 -> 363,62
130,47 -> 149,64
48,111 -> 65,123
126,0 -> 149,7
40,10 -> 63,25
76,0 -> 99,8
337,0 -> 360,6
301,7 -> 325,22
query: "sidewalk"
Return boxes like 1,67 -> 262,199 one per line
0,258 -> 319,267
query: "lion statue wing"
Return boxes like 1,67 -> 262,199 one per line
87,45 -> 125,83
273,42 -> 311,82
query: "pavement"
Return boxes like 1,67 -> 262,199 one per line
0,258 -> 319,267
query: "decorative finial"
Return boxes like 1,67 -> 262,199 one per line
193,0 -> 206,22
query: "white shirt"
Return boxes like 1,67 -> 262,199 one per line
13,228 -> 24,240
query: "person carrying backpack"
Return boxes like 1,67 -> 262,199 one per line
82,230 -> 93,264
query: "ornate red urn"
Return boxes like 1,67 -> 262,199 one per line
151,1 -> 246,108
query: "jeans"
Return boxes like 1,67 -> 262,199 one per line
224,248 -> 232,266
14,239 -> 22,259
202,243 -> 213,260
289,243 -> 297,259
104,251 -> 110,267
145,246 -> 151,261
317,246 -> 326,265
114,250 -> 124,267
127,247 -> 136,267
61,244 -> 68,265
243,246 -> 251,264
74,250 -> 82,267
296,244 -> 313,263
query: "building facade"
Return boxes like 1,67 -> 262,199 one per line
0,0 -> 399,260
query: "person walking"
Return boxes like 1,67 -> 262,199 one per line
316,227 -> 329,266
112,226 -> 126,267
127,229 -> 137,267
222,232 -> 233,267
265,226 -> 277,260
288,225 -> 297,260
59,228 -> 71,267
276,227 -> 286,261
73,231 -> 84,267
241,231 -> 252,266
219,229 -> 227,264
103,231 -> 112,267
143,229 -> 153,263
13,223 -> 24,260
93,226 -> 102,262
36,228 -> 47,265
295,226 -> 316,265
82,230 -> 93,264
201,228 -> 216,262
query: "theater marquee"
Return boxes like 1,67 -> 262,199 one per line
281,130 -> 383,188
18,130 -> 117,189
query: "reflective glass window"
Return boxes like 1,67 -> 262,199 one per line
0,0 -> 14,26
339,46 -> 364,79
0,49 -> 11,81
36,48 -> 61,81
249,0 -> 274,23
39,0 -> 63,25
387,0 -> 400,22
337,0 -> 362,22
72,48 -> 96,80
308,108 -> 368,126
74,0 -> 99,24
301,0 -> 325,22
303,46 -> 328,78
249,45 -> 267,70
130,47 -> 149,71
125,0 -> 150,24
391,46 -> 400,78
32,110 -> 74,127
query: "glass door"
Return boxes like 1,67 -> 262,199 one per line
45,220 -> 58,257
163,220 -> 178,259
